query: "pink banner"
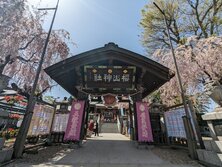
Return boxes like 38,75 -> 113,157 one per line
136,102 -> 153,142
64,101 -> 85,141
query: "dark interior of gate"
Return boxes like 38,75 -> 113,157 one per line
45,42 -> 174,144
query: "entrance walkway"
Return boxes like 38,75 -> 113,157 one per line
8,133 -> 203,167
50,133 -> 200,167
57,133 -> 165,167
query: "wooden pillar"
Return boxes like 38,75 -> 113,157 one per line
129,102 -> 134,140
83,101 -> 90,138
132,92 -> 143,141
132,103 -> 138,141
182,116 -> 198,159
77,91 -> 88,141
163,113 -> 170,145
80,104 -> 86,141
187,100 -> 205,149
47,101 -> 57,144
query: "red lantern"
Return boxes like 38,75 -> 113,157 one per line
15,95 -> 23,101
4,96 -> 11,102
103,94 -> 117,106
9,114 -> 21,119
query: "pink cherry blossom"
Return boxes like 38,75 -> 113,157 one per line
153,36 -> 222,106
0,0 -> 74,91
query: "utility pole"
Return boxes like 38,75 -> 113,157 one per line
153,2 -> 197,159
13,0 -> 60,158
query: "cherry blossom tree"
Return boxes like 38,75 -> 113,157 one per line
140,0 -> 222,109
0,0 -> 73,93
140,0 -> 222,53
153,36 -> 222,107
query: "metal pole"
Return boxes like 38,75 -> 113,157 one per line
47,99 -> 58,144
153,2 -> 189,117
13,0 -> 59,158
153,2 -> 197,158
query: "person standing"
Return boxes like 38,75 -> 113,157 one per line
94,121 -> 99,136
88,120 -> 94,137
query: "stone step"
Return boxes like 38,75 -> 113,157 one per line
197,149 -> 222,167
203,140 -> 222,153
101,123 -> 118,133
202,110 -> 222,120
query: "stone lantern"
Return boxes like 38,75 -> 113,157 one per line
209,85 -> 222,109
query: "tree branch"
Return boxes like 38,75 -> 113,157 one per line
36,84 -> 58,97
210,1 -> 222,35
201,3 -> 214,22
187,0 -> 208,38
189,44 -> 212,80
18,36 -> 36,50
16,51 -> 38,64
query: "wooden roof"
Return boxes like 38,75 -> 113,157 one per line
45,43 -> 174,98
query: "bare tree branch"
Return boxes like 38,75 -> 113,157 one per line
18,36 -> 36,50
36,84 -> 58,97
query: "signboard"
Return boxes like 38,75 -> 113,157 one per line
52,114 -> 69,132
64,101 -> 85,141
164,106 -> 197,139
84,66 -> 136,90
136,102 -> 153,142
164,108 -> 186,138
28,104 -> 41,136
28,104 -> 54,136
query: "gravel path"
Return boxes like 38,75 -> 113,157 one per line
6,145 -> 70,166
152,146 -> 203,167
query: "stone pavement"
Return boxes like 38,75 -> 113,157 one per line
7,133 -> 203,167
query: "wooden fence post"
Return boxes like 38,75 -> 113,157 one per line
182,116 -> 198,159
187,100 -> 205,149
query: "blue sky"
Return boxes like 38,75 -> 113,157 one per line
29,0 -> 148,100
